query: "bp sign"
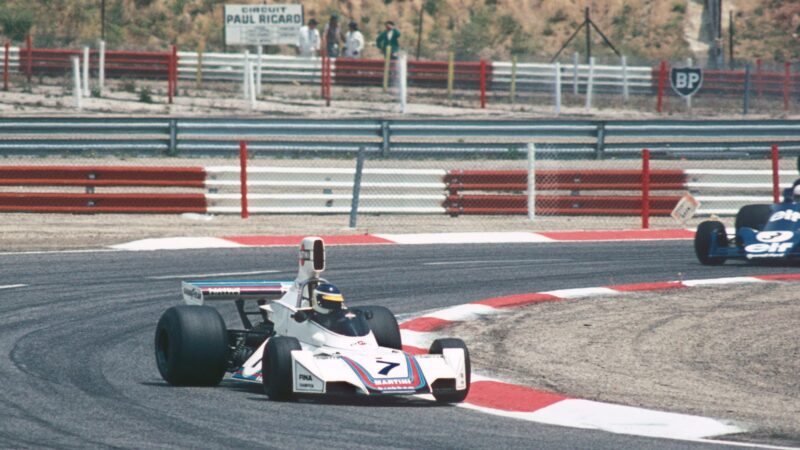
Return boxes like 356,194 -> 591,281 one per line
670,67 -> 703,97
224,4 -> 304,46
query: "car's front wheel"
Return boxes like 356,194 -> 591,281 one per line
262,336 -> 301,401
429,338 -> 471,403
694,220 -> 728,265
154,305 -> 228,386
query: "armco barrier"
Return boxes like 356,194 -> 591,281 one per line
0,166 -> 206,213
445,169 -> 685,216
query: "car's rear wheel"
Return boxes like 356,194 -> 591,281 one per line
262,336 -> 301,401
155,305 -> 228,386
428,338 -> 471,403
358,305 -> 402,350
694,220 -> 728,265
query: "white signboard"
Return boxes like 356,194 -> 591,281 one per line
224,4 -> 304,46
671,192 -> 700,224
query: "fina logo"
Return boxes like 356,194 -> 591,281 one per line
756,231 -> 794,243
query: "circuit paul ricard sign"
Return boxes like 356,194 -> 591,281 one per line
224,4 -> 304,45
670,67 -> 703,97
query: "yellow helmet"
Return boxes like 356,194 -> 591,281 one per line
312,283 -> 344,314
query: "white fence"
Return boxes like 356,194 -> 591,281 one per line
686,169 -> 797,215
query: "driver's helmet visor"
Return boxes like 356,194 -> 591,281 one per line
318,292 -> 344,310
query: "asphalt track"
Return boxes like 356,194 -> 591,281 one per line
0,241 -> 795,449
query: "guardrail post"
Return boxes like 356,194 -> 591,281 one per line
479,59 -> 487,108
3,41 -> 9,91
381,120 -> 390,157
510,55 -> 517,104
98,40 -> 105,97
168,119 -> 177,156
743,63 -> 751,115
595,121 -> 606,159
772,144 -> 780,203
784,62 -> 791,111
656,60 -> 667,113
527,143 -> 536,221
240,141 -> 249,219
349,146 -> 366,229
642,148 -> 650,229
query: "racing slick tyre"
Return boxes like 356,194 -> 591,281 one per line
155,305 -> 228,386
694,220 -> 729,266
262,336 -> 301,401
735,204 -> 773,234
358,306 -> 402,350
429,338 -> 471,403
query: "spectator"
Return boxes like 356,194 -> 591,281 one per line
376,21 -> 400,59
297,19 -> 320,57
344,21 -> 364,58
324,14 -> 342,57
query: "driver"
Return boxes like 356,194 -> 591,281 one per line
312,283 -> 345,314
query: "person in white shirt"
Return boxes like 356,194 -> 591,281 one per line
296,19 -> 320,57
344,21 -> 365,58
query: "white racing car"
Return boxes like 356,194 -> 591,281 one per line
155,237 -> 470,402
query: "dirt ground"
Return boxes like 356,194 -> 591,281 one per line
448,284 -> 800,446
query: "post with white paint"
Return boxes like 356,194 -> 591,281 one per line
256,45 -> 263,96
98,40 -> 105,97
398,52 -> 407,114
527,143 -> 536,221
585,56 -> 595,110
685,57 -> 693,111
82,46 -> 90,97
554,62 -> 561,114
621,55 -> 629,103
248,58 -> 257,110
242,50 -> 250,100
71,56 -> 82,110
572,51 -> 579,95
349,147 -> 367,229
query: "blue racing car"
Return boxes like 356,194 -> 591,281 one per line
695,183 -> 800,265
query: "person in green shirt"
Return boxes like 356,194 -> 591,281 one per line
376,21 -> 400,59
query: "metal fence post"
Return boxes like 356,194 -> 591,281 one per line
743,64 -> 751,115
447,52 -> 454,100
572,51 -> 579,95
621,55 -> 629,102
656,60 -> 667,113
510,55 -> 517,104
642,148 -> 650,229
25,34 -> 31,84
196,42 -> 204,89
3,41 -> 9,91
527,143 -> 536,220
71,56 -> 81,110
349,147 -> 366,228
381,120 -> 390,157
256,45 -> 263,96
685,57 -> 693,111
98,40 -> 105,97
479,59 -> 487,108
585,56 -> 594,110
82,46 -> 90,97
240,141 -> 249,219
168,119 -> 177,156
554,62 -> 561,114
383,46 -> 392,92
398,52 -> 407,113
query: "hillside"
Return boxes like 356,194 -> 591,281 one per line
0,0 -> 798,64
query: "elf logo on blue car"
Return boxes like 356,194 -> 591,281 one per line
745,231 -> 795,258
769,210 -> 800,222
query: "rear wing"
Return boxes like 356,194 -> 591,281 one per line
182,280 -> 293,305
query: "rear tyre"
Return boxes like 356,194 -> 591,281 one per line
358,306 -> 402,350
694,220 -> 728,266
429,338 -> 471,403
155,305 -> 228,386
735,204 -> 773,233
262,336 -> 301,401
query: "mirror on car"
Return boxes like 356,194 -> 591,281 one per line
293,311 -> 309,323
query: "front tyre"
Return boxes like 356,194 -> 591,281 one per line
155,305 -> 228,386
429,338 -> 471,403
262,336 -> 301,401
358,305 -> 402,350
694,220 -> 728,265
